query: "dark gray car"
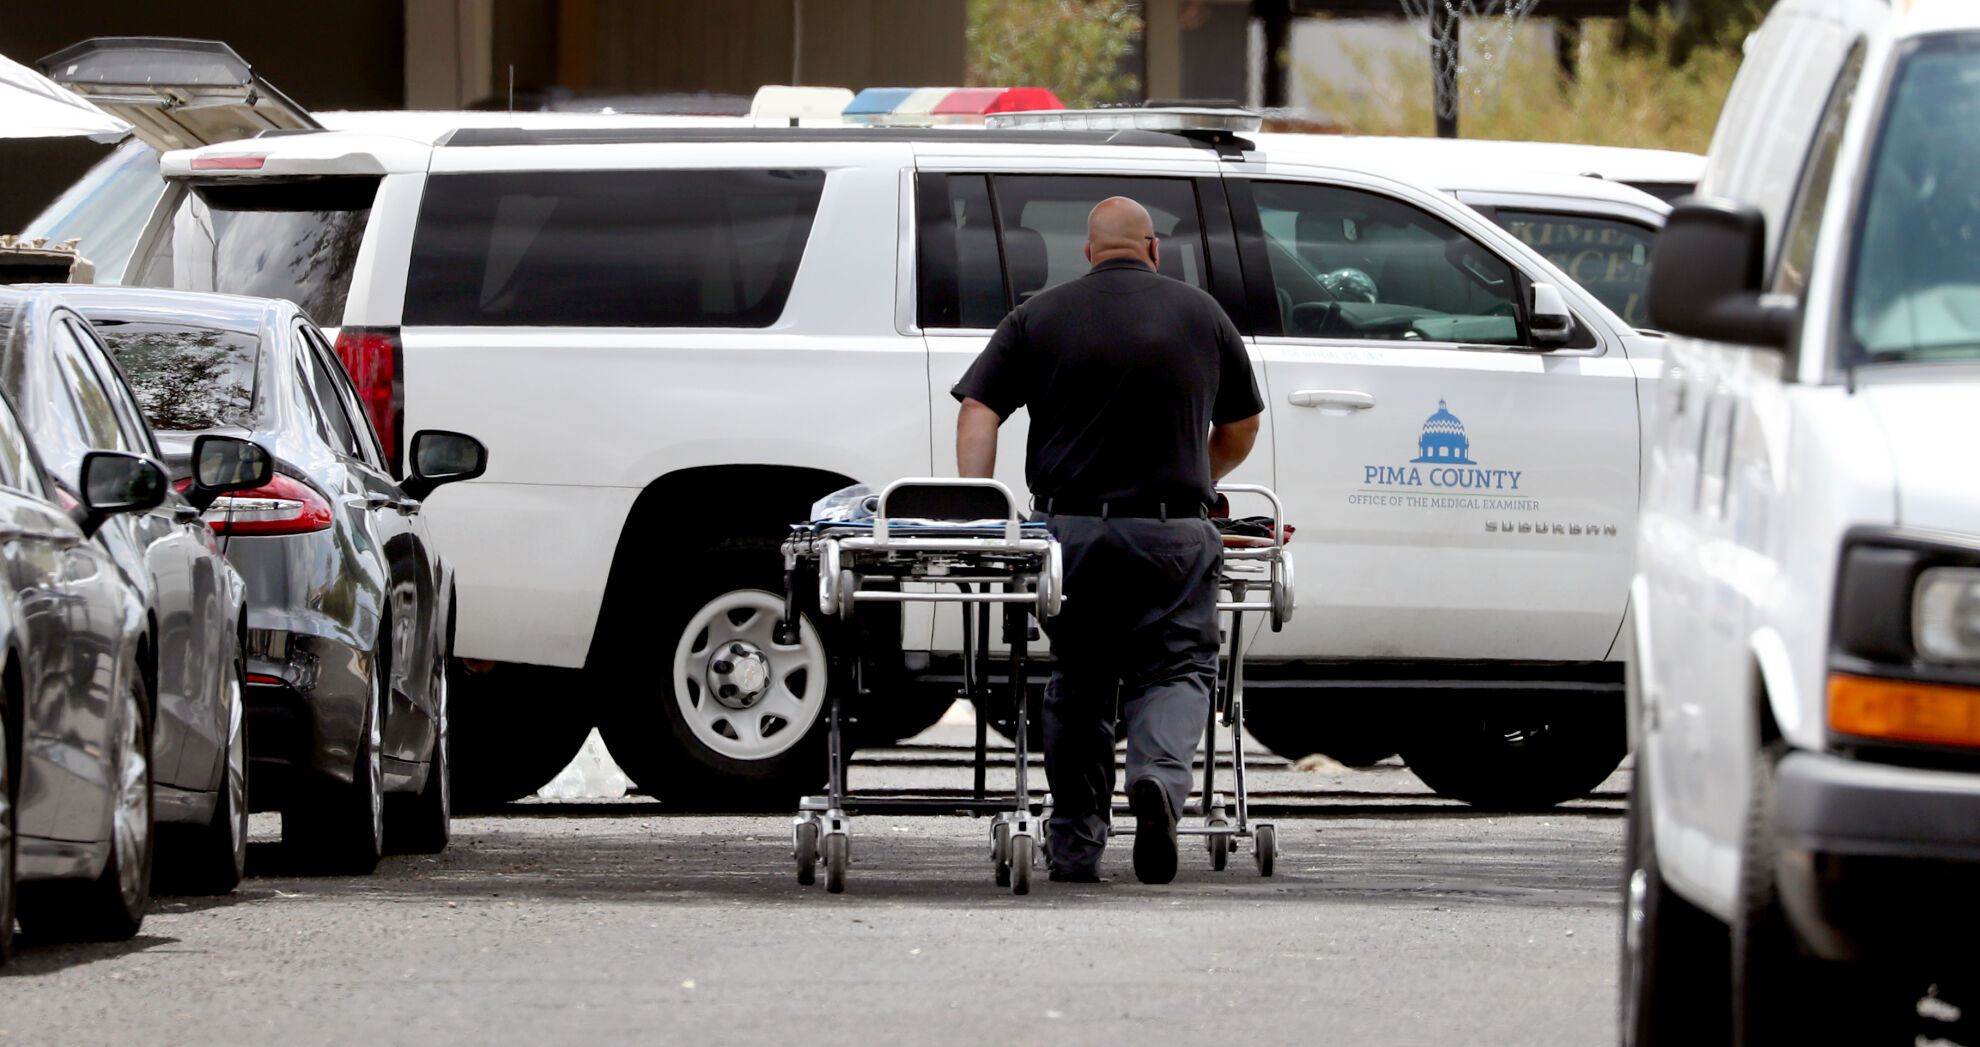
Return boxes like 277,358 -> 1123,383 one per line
0,285 -> 263,961
61,286 -> 486,874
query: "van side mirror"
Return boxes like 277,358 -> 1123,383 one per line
77,451 -> 167,537
1529,283 -> 1574,347
186,434 -> 274,511
401,430 -> 487,501
1647,197 -> 1797,349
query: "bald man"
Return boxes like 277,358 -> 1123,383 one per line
951,196 -> 1263,884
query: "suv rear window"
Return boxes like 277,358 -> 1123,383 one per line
404,169 -> 825,327
134,178 -> 378,326
93,320 -> 260,431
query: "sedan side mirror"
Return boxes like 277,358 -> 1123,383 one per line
1647,197 -> 1797,349
1529,282 -> 1574,347
78,451 -> 167,537
186,434 -> 275,512
401,430 -> 487,502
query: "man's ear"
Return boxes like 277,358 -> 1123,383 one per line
1083,242 -> 1092,263
1149,238 -> 1160,269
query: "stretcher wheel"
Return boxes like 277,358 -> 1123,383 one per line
1009,834 -> 1033,896
1207,820 -> 1230,871
818,540 -> 842,614
1254,824 -> 1277,877
824,834 -> 849,894
795,821 -> 820,886
1037,542 -> 1065,619
992,821 -> 1012,887
1270,555 -> 1295,632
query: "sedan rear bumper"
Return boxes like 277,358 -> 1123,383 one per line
1773,749 -> 1980,964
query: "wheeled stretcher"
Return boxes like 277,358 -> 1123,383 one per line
778,478 -> 1294,895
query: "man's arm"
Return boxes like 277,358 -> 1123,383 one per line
1209,413 -> 1260,481
957,397 -> 1004,478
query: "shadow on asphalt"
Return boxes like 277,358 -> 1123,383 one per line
1,933 -> 177,978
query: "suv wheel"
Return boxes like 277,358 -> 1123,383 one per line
451,662 -> 591,808
1242,692 -> 1396,766
603,548 -> 830,809
1398,695 -> 1625,809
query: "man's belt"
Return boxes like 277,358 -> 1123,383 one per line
1035,496 -> 1208,520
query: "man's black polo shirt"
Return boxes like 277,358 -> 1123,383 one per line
951,257 -> 1264,508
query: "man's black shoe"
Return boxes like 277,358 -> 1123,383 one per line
1129,778 -> 1179,884
1047,866 -> 1105,883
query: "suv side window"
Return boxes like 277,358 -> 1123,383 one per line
917,174 -> 1207,328
1252,181 -> 1522,344
1773,41 -> 1866,297
1494,211 -> 1657,328
405,169 -> 825,328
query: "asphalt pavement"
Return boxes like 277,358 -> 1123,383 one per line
1,717 -> 1631,1047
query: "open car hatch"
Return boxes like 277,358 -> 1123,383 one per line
38,37 -> 318,152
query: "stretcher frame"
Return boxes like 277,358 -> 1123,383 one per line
779,478 -> 1294,895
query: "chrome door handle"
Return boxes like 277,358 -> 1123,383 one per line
392,500 -> 421,516
1288,390 -> 1375,410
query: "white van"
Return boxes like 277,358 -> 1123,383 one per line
1625,0 -> 1980,1040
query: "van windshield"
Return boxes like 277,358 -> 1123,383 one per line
1850,35 -> 1980,365
133,178 -> 377,326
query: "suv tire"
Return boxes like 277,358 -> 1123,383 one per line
601,546 -> 830,810
1243,692 -> 1396,766
1398,695 -> 1625,809
452,662 -> 592,808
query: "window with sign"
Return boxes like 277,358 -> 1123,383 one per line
1494,211 -> 1656,329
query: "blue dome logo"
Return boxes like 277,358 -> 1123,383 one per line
1411,399 -> 1475,464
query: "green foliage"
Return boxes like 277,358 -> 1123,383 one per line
966,0 -> 1145,108
1301,9 -> 1747,153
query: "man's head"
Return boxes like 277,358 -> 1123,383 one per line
1084,196 -> 1159,269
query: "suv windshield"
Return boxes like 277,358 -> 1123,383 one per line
134,178 -> 378,326
92,319 -> 260,431
1850,34 -> 1980,365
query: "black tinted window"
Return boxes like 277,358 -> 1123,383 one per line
136,179 -> 377,325
405,169 -> 825,327
1495,211 -> 1657,328
94,320 -> 259,432
917,174 -> 1006,329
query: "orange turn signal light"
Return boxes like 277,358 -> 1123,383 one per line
1828,673 -> 1980,749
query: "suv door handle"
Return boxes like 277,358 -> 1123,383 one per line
392,499 -> 421,516
1288,390 -> 1375,410
365,493 -> 393,509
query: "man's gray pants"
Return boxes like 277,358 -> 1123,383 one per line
1038,512 -> 1222,874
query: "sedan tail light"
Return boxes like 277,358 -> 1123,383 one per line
332,326 -> 403,475
195,474 -> 334,536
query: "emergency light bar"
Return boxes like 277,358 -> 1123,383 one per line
748,85 -> 856,125
844,86 -> 1064,126
984,107 -> 1261,133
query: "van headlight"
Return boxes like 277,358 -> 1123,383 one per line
1914,567 -> 1980,663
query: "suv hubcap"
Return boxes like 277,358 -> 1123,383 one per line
672,590 -> 827,761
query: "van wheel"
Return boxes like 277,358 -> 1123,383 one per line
451,663 -> 592,808
1398,696 -> 1624,809
602,547 -> 830,810
1620,761 -> 1728,1045
1242,692 -> 1396,766
20,672 -> 152,941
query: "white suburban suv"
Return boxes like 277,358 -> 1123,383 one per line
119,114 -> 1665,808
1624,0 -> 1980,1042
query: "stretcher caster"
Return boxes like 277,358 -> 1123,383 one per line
824,834 -> 849,894
795,820 -> 820,886
1009,834 -> 1034,895
992,821 -> 1012,887
1253,824 -> 1277,877
1207,819 -> 1230,871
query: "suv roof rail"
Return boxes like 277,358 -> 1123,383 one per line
433,125 -> 1214,150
